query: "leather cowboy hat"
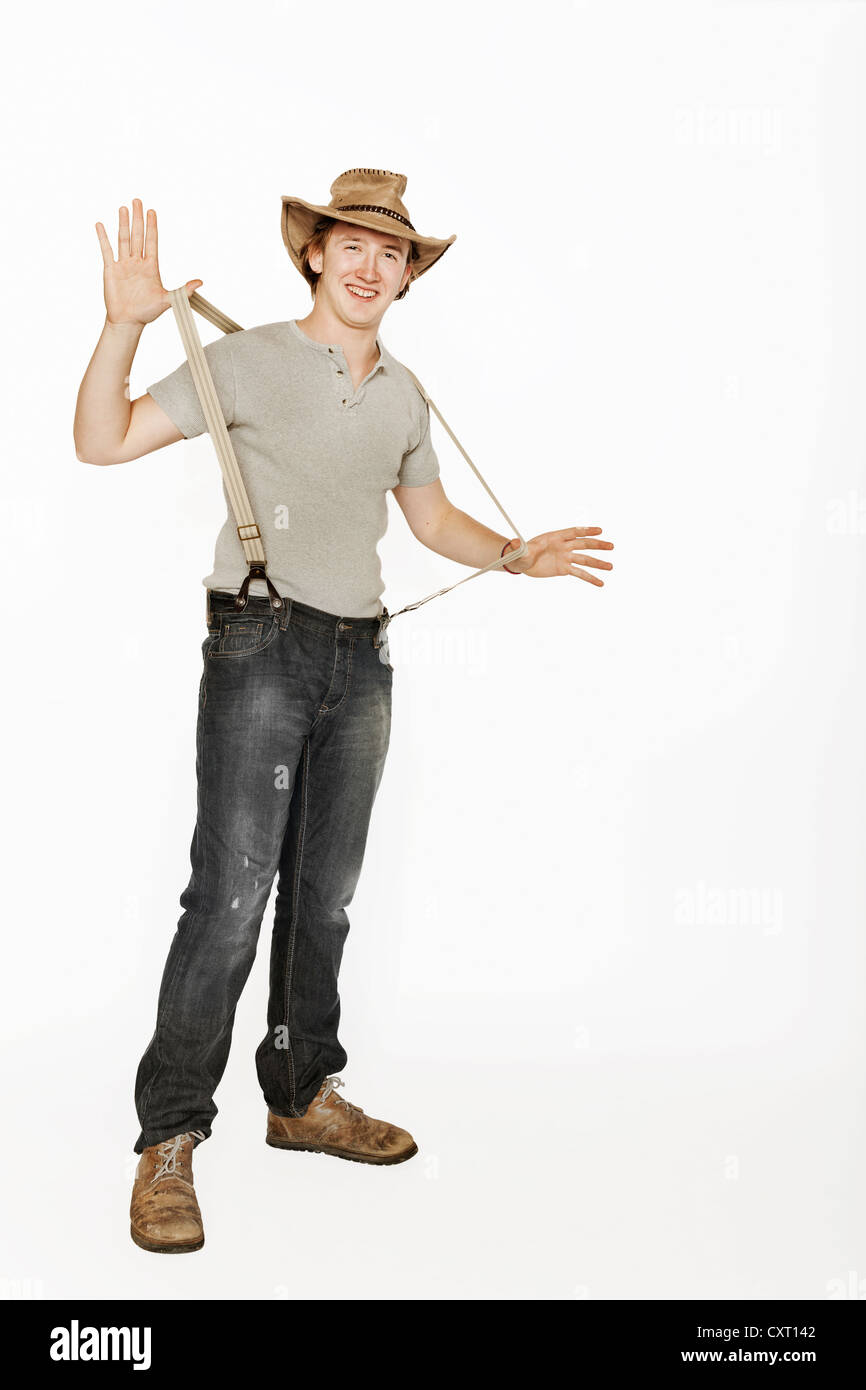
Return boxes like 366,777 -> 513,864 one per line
281,168 -> 456,286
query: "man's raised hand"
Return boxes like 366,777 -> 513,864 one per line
95,198 -> 202,327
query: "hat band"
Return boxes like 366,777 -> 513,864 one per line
333,203 -> 416,232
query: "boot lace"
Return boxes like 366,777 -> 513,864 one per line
320,1076 -> 363,1113
151,1130 -> 206,1183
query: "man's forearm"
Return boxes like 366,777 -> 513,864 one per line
73,317 -> 144,463
418,505 -> 523,571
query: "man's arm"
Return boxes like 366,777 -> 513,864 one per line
73,198 -> 201,465
391,478 -> 517,569
392,479 -> 615,582
74,318 -> 184,465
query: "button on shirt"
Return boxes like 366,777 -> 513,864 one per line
146,318 -> 440,618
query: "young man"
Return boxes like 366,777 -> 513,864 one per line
74,169 -> 614,1254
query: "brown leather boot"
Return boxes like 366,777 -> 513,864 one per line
266,1076 -> 418,1165
130,1130 -> 207,1253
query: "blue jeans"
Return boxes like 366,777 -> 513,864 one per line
133,590 -> 393,1153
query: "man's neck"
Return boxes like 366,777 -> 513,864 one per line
294,303 -> 381,372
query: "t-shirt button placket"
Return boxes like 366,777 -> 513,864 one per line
325,357 -> 343,406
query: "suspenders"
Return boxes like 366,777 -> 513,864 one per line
167,288 -> 528,642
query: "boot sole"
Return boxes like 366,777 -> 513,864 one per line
265,1136 -> 418,1165
130,1225 -> 204,1254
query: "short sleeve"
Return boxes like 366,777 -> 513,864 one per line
397,398 -> 440,487
146,332 -> 237,440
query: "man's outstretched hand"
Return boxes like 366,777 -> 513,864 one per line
503,527 -> 614,584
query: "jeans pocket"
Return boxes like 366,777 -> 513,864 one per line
209,615 -> 279,659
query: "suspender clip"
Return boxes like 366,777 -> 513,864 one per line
235,563 -> 285,612
373,607 -> 390,648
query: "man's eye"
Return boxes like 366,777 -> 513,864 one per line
346,243 -> 396,259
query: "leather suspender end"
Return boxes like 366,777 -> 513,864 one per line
234,563 -> 285,612
373,607 -> 390,648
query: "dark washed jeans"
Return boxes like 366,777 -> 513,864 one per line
133,590 -> 393,1153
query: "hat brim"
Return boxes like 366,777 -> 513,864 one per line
281,195 -> 456,283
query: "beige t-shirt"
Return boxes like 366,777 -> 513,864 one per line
146,317 -> 440,618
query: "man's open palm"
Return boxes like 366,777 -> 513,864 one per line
95,198 -> 201,328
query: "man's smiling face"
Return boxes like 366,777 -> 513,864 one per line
311,220 -> 413,321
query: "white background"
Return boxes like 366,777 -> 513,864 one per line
1,0 -> 864,1301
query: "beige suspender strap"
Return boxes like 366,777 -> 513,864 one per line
182,290 -> 528,628
393,365 -> 527,619
184,293 -> 243,336
167,288 -> 284,613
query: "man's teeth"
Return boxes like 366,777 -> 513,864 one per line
347,286 -> 376,298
